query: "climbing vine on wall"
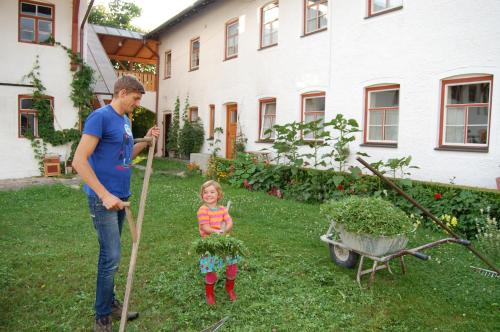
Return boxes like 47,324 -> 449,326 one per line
24,40 -> 95,173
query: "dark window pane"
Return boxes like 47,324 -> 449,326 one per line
21,98 -> 34,109
20,113 -> 36,136
370,90 -> 399,108
467,126 -> 488,144
21,3 -> 36,15
37,5 -> 52,18
448,83 -> 490,104
21,17 -> 35,41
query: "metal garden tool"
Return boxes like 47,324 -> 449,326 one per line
119,136 -> 156,332
470,266 -> 499,278
356,157 -> 499,276
200,316 -> 229,332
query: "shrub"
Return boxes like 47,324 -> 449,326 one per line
131,106 -> 155,139
166,97 -> 181,155
179,119 -> 204,158
475,209 -> 500,262
320,196 -> 414,237
211,157 -> 500,237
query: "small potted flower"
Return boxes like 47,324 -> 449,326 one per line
320,196 -> 415,257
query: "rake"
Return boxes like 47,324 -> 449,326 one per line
470,266 -> 499,278
357,157 -> 500,278
119,136 -> 156,332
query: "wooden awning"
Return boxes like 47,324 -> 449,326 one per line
92,24 -> 159,65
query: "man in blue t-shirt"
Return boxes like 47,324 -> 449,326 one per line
73,75 -> 159,332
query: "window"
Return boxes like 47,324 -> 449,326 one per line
302,92 -> 325,140
190,37 -> 200,71
19,1 -> 54,44
259,98 -> 276,140
209,104 -> 215,139
18,95 -> 53,138
304,0 -> 328,35
260,2 -> 279,48
439,75 -> 492,148
368,0 -> 403,17
365,85 -> 399,144
225,19 -> 239,60
164,50 -> 171,79
189,107 -> 199,122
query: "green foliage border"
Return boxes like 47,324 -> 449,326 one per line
24,41 -> 94,173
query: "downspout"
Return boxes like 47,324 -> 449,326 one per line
79,0 -> 95,60
71,0 -> 80,71
153,41 -> 161,156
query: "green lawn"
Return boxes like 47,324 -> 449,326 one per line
1,159 -> 498,331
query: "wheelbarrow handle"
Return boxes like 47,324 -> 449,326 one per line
411,251 -> 429,261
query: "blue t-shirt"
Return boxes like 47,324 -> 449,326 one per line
82,105 -> 134,198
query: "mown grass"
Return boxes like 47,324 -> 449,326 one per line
0,159 -> 498,331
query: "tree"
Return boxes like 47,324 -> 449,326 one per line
89,0 -> 142,32
131,106 -> 155,139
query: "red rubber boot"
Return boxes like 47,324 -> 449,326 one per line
225,279 -> 236,301
205,283 -> 216,305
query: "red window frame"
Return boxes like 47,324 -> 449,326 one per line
301,92 -> 325,139
260,1 -> 279,49
19,0 -> 55,45
304,0 -> 328,35
225,18 -> 239,60
367,0 -> 403,18
209,104 -> 215,139
189,37 -> 200,71
364,84 -> 400,144
438,75 -> 493,149
18,94 -> 54,138
189,106 -> 199,122
164,50 -> 171,79
259,98 -> 277,140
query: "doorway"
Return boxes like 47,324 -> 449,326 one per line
225,104 -> 238,159
163,113 -> 172,157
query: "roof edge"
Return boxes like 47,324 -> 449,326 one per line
145,0 -> 218,39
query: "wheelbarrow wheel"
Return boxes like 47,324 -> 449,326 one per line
329,244 -> 359,269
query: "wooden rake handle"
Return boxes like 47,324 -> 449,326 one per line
122,202 -> 137,243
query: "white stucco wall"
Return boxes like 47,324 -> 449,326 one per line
157,0 -> 330,157
156,0 -> 500,188
330,0 -> 500,189
0,0 -> 86,179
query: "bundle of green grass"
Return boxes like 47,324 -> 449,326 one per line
193,234 -> 248,257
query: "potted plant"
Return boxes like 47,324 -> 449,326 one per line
320,196 -> 414,257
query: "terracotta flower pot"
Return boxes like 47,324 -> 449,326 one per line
496,177 -> 500,190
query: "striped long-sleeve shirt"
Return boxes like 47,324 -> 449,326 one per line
197,205 -> 232,237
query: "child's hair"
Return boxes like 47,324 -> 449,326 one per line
199,180 -> 224,202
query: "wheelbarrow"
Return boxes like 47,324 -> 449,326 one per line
319,157 -> 499,288
320,221 -> 470,288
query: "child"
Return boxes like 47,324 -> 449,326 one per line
197,180 -> 240,305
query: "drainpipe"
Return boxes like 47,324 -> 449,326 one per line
79,0 -> 95,60
71,0 -> 80,70
147,38 -> 161,157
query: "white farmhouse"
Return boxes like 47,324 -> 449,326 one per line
0,0 -> 92,179
148,0 -> 500,189
0,0 -> 159,180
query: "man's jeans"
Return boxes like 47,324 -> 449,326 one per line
88,196 -> 127,320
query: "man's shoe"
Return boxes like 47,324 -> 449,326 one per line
111,299 -> 139,321
94,315 -> 112,332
